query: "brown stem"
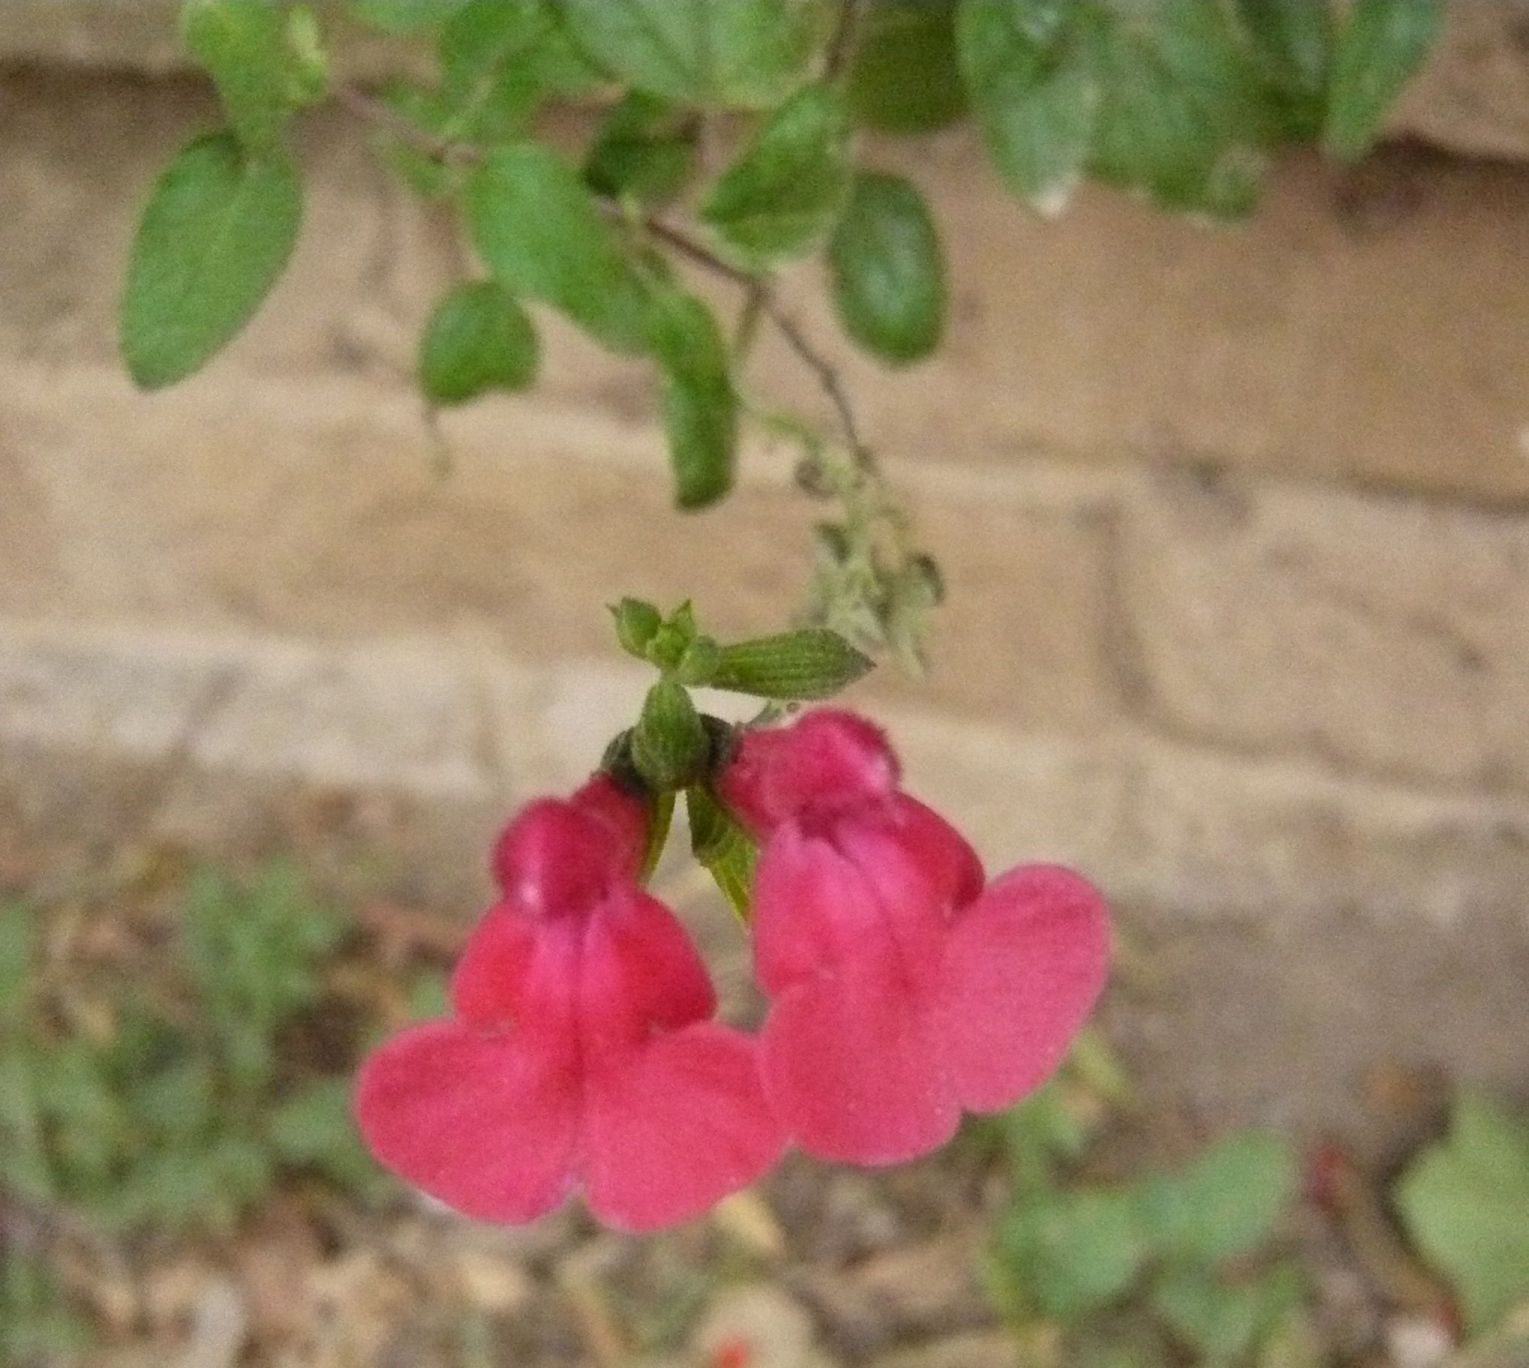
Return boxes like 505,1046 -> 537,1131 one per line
825,0 -> 867,79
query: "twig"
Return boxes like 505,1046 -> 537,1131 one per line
330,83 -> 472,164
825,0 -> 867,78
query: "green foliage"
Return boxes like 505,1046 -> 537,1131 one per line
0,1244 -> 94,1365
1324,0 -> 1443,161
686,785 -> 759,921
847,0 -> 967,133
987,1094 -> 1304,1366
632,679 -> 710,790
700,83 -> 853,268
348,0 -> 473,35
467,143 -> 653,355
829,172 -> 945,365
557,0 -> 823,109
709,627 -> 873,700
645,285 -> 739,509
0,873 -> 381,1240
1395,1091 -> 1529,1336
181,0 -> 295,149
418,280 -> 540,405
120,132 -> 302,388
584,94 -> 699,207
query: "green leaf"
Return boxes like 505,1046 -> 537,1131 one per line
611,597 -> 664,658
1395,1091 -> 1529,1335
1133,1131 -> 1295,1266
1151,1264 -> 1308,1366
631,680 -> 709,790
829,172 -> 944,365
268,1078 -> 382,1193
699,83 -> 852,268
120,132 -> 302,389
1234,0 -> 1332,137
992,1187 -> 1147,1321
418,281 -> 539,405
847,0 -> 968,133
181,0 -> 294,149
710,628 -> 872,700
0,1047 -> 56,1203
348,0 -> 472,34
957,0 -> 1100,214
559,0 -> 823,109
686,785 -> 758,920
467,143 -> 652,354
1323,0 -> 1442,162
584,93 -> 699,207
646,286 -> 738,509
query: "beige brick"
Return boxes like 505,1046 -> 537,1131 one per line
1119,469 -> 1529,791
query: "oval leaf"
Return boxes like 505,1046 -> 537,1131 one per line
418,280 -> 539,405
1323,0 -> 1442,162
466,143 -> 652,354
559,0 -> 821,109
181,0 -> 294,149
848,0 -> 968,133
958,0 -> 1100,214
711,628 -> 872,699
700,83 -> 852,268
829,172 -> 945,365
646,287 -> 738,509
584,93 -> 699,207
120,132 -> 302,390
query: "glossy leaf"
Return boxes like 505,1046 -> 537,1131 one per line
1396,1092 -> 1529,1334
847,0 -> 968,133
646,286 -> 738,509
181,0 -> 293,149
710,628 -> 872,699
829,172 -> 945,365
1323,0 -> 1443,162
418,280 -> 539,405
467,143 -> 652,354
559,0 -> 822,109
120,132 -> 302,389
958,0 -> 1100,213
700,83 -> 852,267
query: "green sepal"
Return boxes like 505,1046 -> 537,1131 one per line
631,680 -> 709,790
686,785 -> 758,922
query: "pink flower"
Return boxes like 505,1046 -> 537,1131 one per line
355,776 -> 785,1231
720,710 -> 1110,1166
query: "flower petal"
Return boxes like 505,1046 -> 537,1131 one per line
761,954 -> 959,1165
490,776 -> 647,912
721,709 -> 898,833
583,1024 -> 786,1231
355,1021 -> 579,1223
940,865 -> 1110,1113
449,900 -> 538,1027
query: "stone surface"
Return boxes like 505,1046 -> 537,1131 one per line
1120,468 -> 1529,792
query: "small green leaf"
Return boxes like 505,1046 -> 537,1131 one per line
646,287 -> 738,509
1133,1131 -> 1295,1266
0,900 -> 37,1024
348,0 -> 472,34
700,83 -> 852,268
418,281 -> 539,405
121,132 -> 302,389
1323,0 -> 1443,162
1234,0 -> 1332,137
992,1187 -> 1147,1321
1396,1091 -> 1529,1335
1151,1264 -> 1308,1365
285,6 -> 331,106
611,597 -> 664,658
686,785 -> 758,921
467,143 -> 652,354
584,93 -> 698,207
631,680 -> 709,790
957,0 -> 1100,214
847,0 -> 968,133
559,0 -> 822,109
181,0 -> 294,149
829,172 -> 945,365
711,628 -> 872,700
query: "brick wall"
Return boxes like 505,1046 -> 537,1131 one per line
3,23 -> 1528,1128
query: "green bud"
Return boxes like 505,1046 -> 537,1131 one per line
610,597 -> 662,659
631,680 -> 709,790
710,628 -> 874,701
673,634 -> 722,686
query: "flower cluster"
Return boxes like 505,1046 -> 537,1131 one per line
356,710 -> 1110,1231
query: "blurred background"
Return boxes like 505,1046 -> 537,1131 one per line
2,2 -> 1528,1365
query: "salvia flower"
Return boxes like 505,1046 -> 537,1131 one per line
355,775 -> 785,1231
719,709 -> 1111,1166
